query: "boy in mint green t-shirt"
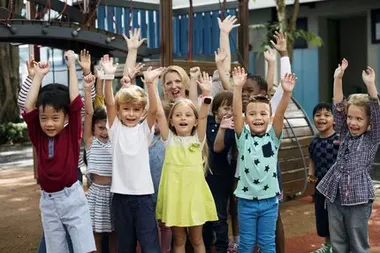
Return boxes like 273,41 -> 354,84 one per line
232,67 -> 296,253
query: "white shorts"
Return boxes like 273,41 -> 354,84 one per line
40,181 -> 96,253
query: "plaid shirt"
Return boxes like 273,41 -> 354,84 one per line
317,97 -> 380,206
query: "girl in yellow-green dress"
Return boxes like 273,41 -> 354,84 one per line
155,72 -> 218,253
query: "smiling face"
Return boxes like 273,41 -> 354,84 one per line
347,104 -> 369,136
245,101 -> 271,135
215,102 -> 233,123
163,71 -> 186,99
313,108 -> 334,134
117,102 -> 145,127
169,101 -> 198,137
93,119 -> 108,142
39,105 -> 67,137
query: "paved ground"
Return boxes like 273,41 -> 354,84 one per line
1,144 -> 380,253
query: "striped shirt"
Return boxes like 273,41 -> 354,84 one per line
317,97 -> 380,205
86,137 -> 112,178
18,76 -> 96,167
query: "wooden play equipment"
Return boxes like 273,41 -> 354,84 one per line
1,0 -> 315,200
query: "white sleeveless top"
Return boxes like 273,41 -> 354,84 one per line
86,137 -> 113,177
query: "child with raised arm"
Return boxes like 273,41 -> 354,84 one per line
316,60 -> 380,253
232,66 -> 296,253
103,54 -> 164,253
83,74 -> 116,253
308,101 -> 339,253
22,51 -> 95,253
155,72 -> 218,253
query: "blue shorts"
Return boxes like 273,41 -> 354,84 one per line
40,181 -> 95,253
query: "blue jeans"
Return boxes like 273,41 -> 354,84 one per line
238,197 -> 278,253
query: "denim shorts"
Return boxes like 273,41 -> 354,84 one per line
40,181 -> 95,253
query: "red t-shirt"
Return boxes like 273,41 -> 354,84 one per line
22,95 -> 84,192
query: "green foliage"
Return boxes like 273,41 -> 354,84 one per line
0,122 -> 29,145
249,22 -> 323,52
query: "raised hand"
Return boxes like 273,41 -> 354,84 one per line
83,74 -> 96,89
101,54 -> 118,75
281,73 -> 297,93
122,28 -> 147,50
143,66 -> 165,84
232,66 -> 247,87
217,15 -> 240,34
127,62 -> 145,80
215,48 -> 228,64
333,58 -> 348,79
220,115 -> 234,129
264,48 -> 276,63
35,61 -> 51,77
64,50 -> 76,68
362,66 -> 376,86
197,71 -> 212,96
270,31 -> 287,53
120,76 -> 131,88
26,55 -> 37,78
190,66 -> 201,80
78,49 -> 91,75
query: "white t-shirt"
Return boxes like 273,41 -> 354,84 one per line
107,117 -> 154,195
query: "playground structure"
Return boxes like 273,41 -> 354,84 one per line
0,0 -> 315,200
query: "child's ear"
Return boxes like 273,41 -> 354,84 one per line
64,114 -> 69,124
194,119 -> 198,127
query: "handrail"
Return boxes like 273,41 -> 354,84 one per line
283,97 -> 315,199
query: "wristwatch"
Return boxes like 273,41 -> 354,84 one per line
202,96 -> 213,104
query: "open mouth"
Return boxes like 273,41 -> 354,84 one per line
316,121 -> 327,127
179,122 -> 188,127
253,122 -> 264,126
171,90 -> 181,97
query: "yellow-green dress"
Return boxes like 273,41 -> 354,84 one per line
156,131 -> 218,227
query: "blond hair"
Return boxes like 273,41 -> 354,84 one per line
114,85 -> 147,109
161,65 -> 190,98
167,98 -> 209,173
347,93 -> 370,116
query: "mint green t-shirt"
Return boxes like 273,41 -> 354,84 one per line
234,125 -> 282,200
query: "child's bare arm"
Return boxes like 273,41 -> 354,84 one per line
213,116 -> 234,152
101,54 -> 118,127
362,66 -> 380,143
156,90 -> 169,141
273,73 -> 297,137
232,67 -> 247,137
143,66 -> 165,129
189,66 -> 201,104
307,159 -> 317,183
218,15 -> 240,72
264,49 -> 276,93
215,48 -> 233,91
122,28 -> 146,83
120,63 -> 145,88
197,72 -> 213,142
65,50 -> 79,102
83,74 -> 96,147
24,61 -> 51,113
333,58 -> 348,104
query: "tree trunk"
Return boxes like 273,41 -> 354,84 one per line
0,0 -> 24,124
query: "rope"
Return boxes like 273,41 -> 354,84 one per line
85,0 -> 102,27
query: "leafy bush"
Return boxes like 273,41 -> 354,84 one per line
0,122 -> 29,145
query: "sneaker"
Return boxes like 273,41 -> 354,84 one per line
227,242 -> 239,253
311,243 -> 332,253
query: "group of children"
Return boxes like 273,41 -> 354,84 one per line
17,14 -> 379,253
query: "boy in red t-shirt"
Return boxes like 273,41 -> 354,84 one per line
22,51 -> 95,253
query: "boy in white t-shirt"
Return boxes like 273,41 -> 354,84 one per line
102,54 -> 165,252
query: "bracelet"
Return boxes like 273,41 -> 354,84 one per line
98,73 -> 115,80
83,71 -> 91,77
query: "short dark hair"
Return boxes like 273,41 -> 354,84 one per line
212,91 -> 233,115
92,106 -> 107,130
246,94 -> 272,115
37,83 -> 70,114
312,102 -> 332,117
247,74 -> 268,94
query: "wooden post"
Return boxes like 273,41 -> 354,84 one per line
160,0 -> 173,67
238,0 -> 249,68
